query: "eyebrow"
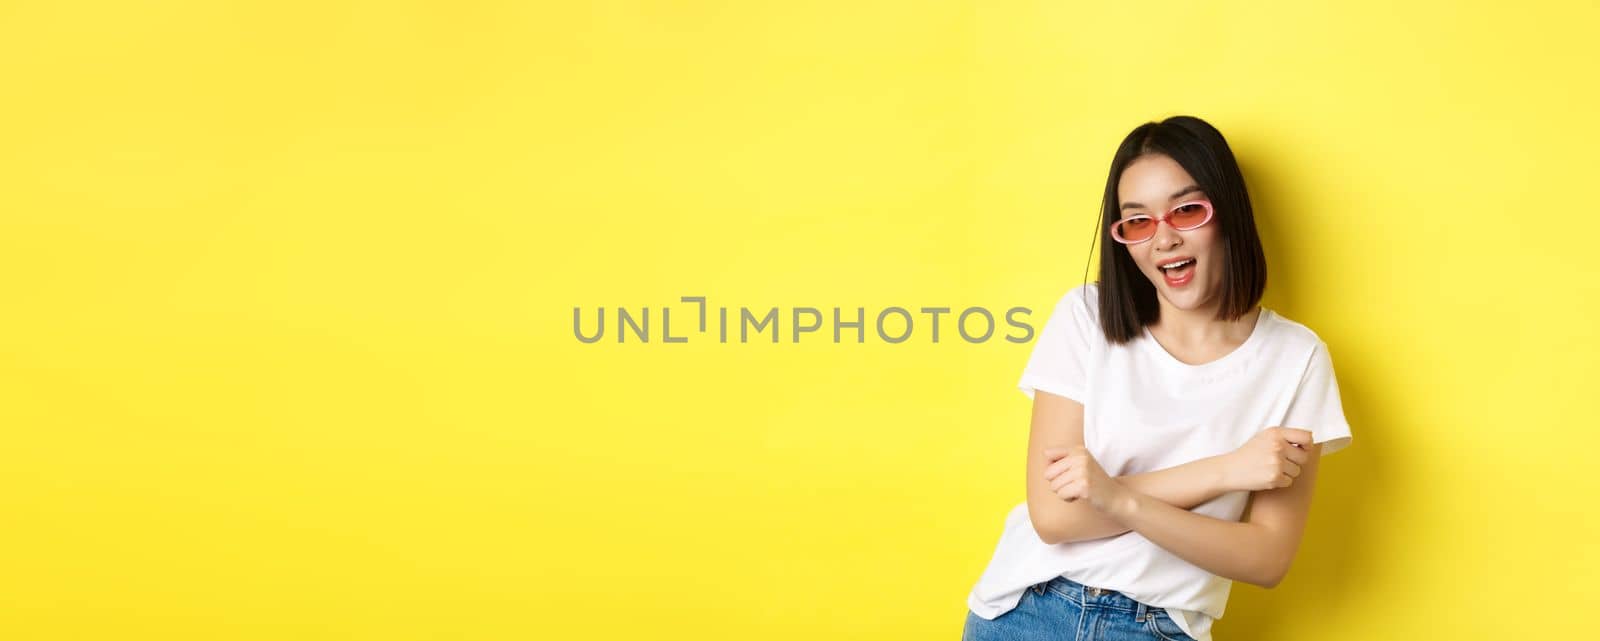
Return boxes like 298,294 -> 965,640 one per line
1120,185 -> 1205,211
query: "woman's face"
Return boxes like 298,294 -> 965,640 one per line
1115,154 -> 1223,312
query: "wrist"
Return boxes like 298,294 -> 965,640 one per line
1208,452 -> 1236,494
1105,483 -> 1141,522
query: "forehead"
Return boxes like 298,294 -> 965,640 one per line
1117,154 -> 1201,206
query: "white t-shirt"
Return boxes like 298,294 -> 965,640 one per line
965,282 -> 1353,641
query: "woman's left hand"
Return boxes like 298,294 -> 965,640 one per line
1042,445 -> 1129,513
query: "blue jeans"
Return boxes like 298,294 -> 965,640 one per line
963,576 -> 1196,641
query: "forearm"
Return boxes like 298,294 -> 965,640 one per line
1043,454 -> 1232,543
1106,489 -> 1287,587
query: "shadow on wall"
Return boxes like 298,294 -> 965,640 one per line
1216,154 -> 1392,640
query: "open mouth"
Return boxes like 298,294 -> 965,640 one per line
1159,258 -> 1196,286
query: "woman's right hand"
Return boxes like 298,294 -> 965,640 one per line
1221,427 -> 1315,491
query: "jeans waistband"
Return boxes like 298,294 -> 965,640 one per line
1029,575 -> 1163,622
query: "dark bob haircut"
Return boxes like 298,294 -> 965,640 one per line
1087,115 -> 1268,345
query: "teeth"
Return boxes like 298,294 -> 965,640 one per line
1161,258 -> 1195,271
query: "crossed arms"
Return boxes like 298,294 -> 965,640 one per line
1025,389 -> 1322,588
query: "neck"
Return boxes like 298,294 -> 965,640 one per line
1151,296 -> 1261,347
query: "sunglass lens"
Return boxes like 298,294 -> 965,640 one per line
1114,217 -> 1155,242
1170,203 -> 1209,229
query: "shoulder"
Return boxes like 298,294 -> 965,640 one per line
1052,282 -> 1102,322
1037,282 -> 1107,347
1262,308 -> 1333,359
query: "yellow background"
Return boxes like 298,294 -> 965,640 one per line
2,1 -> 1596,639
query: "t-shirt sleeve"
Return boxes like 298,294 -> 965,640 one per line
1282,340 -> 1354,456
1017,286 -> 1097,404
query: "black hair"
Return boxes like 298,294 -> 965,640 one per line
1080,115 -> 1268,344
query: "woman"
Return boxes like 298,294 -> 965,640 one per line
962,115 -> 1354,641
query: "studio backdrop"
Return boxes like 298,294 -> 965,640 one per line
1,1 -> 1596,640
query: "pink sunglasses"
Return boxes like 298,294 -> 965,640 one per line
1110,199 -> 1215,244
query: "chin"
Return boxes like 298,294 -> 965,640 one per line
1160,291 -> 1202,309
1154,278 -> 1209,309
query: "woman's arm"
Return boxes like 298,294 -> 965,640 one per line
1103,444 -> 1323,588
1026,390 -> 1234,544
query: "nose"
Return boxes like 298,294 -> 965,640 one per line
1151,218 -> 1184,252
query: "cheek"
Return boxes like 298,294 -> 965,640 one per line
1124,246 -> 1153,273
1196,234 -> 1223,280
1186,231 -> 1220,262
1186,226 -> 1220,248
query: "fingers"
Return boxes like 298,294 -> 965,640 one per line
1283,444 -> 1310,465
1044,458 -> 1073,481
1282,459 -> 1302,478
1051,475 -> 1072,494
1054,479 -> 1084,501
1042,449 -> 1064,481
1274,427 -> 1314,446
1042,446 -> 1086,468
1042,446 -> 1092,494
